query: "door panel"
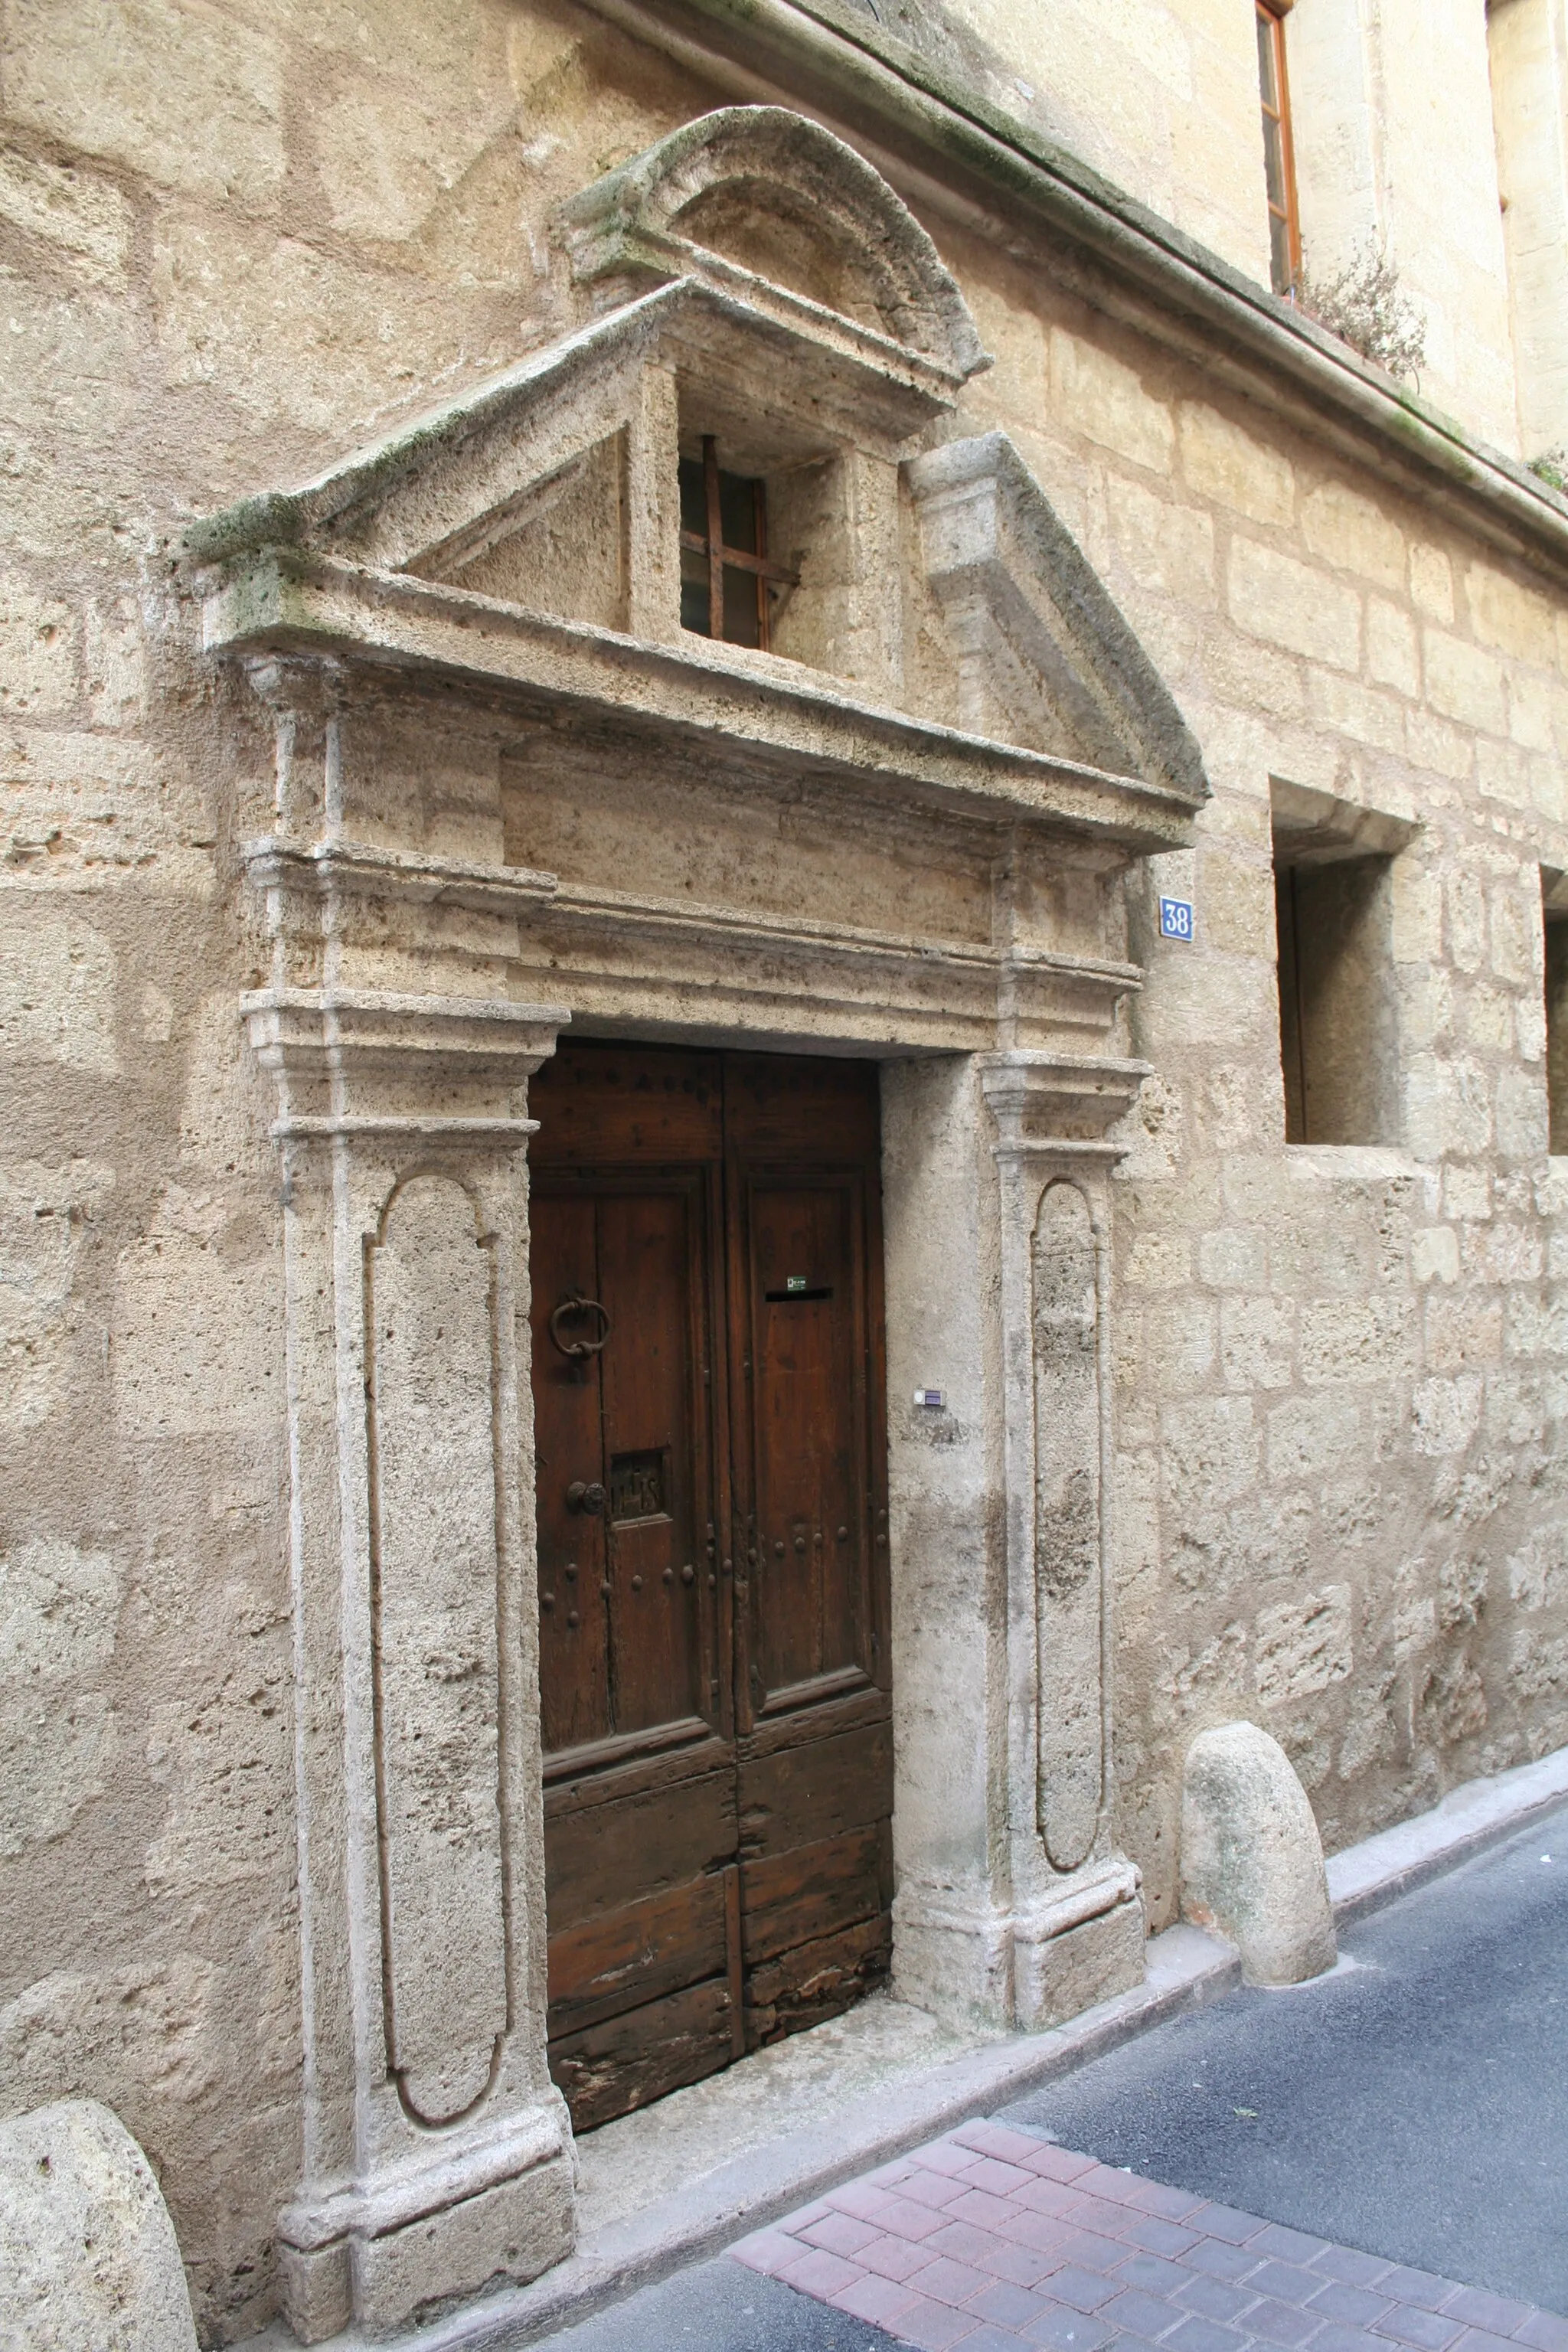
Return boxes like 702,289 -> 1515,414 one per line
737,1822 -> 891,1965
543,1747 -> 734,1928
531,1042 -> 891,2129
745,1913 -> 890,2045
531,1193 -> 611,1756
545,1874 -> 730,2036
746,1178 -> 870,1708
547,1978 -> 737,2135
596,1187 -> 708,1739
737,1717 -> 893,1856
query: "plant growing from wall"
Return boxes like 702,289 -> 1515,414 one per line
1528,448 -> 1568,495
1292,242 -> 1426,385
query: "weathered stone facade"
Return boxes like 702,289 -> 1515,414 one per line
5,0 -> 1568,2342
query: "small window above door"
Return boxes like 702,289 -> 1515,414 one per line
678,433 -> 800,652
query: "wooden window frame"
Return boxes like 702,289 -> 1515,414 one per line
678,434 -> 799,653
1256,0 -> 1302,299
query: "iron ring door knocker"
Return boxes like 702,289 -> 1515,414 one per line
549,1286 -> 612,1360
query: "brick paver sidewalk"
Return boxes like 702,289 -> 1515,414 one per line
732,2118 -> 1568,2352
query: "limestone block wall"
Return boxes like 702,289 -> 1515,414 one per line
927,0 -> 1272,298
948,237 -> 1568,1922
1490,0 -> 1568,462
0,3 -> 701,2337
1351,0 -> 1517,452
870,0 -> 1519,457
1,0 -> 1567,2335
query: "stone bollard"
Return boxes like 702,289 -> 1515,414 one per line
1181,1721 -> 1338,1986
0,2098 -> 198,2352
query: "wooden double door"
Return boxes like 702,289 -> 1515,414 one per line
530,1043 -> 893,2131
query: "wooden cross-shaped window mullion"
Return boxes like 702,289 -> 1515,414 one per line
678,436 -> 799,652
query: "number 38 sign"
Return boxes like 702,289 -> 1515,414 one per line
1159,896 -> 1195,942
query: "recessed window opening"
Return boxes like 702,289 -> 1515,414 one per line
678,433 -> 800,651
1275,858 -> 1397,1144
1542,871 -> 1568,1152
1271,782 -> 1413,1146
1256,0 -> 1302,298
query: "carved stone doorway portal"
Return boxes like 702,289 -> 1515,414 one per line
196,98 -> 1208,2343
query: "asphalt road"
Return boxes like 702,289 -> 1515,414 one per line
1004,1797 -> 1568,2313
534,1799 -> 1568,2347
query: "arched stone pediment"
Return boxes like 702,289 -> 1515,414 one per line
559,106 -> 988,387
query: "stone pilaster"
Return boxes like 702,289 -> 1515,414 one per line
240,988 -> 573,2342
886,1050 -> 1148,2033
981,1051 -> 1147,2025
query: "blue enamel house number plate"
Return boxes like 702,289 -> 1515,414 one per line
1159,896 -> 1195,942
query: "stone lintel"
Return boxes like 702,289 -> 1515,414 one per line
240,848 -> 1140,1057
1269,775 -> 1423,867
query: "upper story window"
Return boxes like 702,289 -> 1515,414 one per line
1256,0 -> 1302,297
678,434 -> 799,652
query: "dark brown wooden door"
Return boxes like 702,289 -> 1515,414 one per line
531,1044 -> 891,2131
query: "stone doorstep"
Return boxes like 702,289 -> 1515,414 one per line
737,2117 -> 1568,2352
237,1741 -> 1568,2352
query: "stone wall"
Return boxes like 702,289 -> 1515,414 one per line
1490,0 -> 1568,462
943,251 -> 1568,1916
0,2 -> 689,2335
1287,0 -> 1517,451
3,0 -> 1568,2336
844,0 -> 1519,457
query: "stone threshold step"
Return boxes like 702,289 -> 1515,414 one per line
242,1740 -> 1568,2352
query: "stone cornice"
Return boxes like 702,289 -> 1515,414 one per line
584,0 -> 1568,585
203,549 -> 1201,850
243,835 -> 560,916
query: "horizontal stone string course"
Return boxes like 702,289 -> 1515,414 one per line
733,2118 -> 1568,2352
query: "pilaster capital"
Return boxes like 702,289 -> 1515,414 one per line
239,987 -> 569,1144
979,1050 -> 1149,1161
243,651 -> 349,722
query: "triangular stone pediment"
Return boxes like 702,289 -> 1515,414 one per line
908,433 -> 1208,802
186,273 -> 955,586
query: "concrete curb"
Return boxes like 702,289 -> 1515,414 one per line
245,1743 -> 1568,2352
1325,1742 -> 1568,1924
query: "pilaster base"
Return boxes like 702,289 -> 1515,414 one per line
1011,1860 -> 1145,2029
891,1883 -> 1015,2029
352,2156 -> 574,2338
893,1857 -> 1145,2034
278,2107 -> 575,2343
